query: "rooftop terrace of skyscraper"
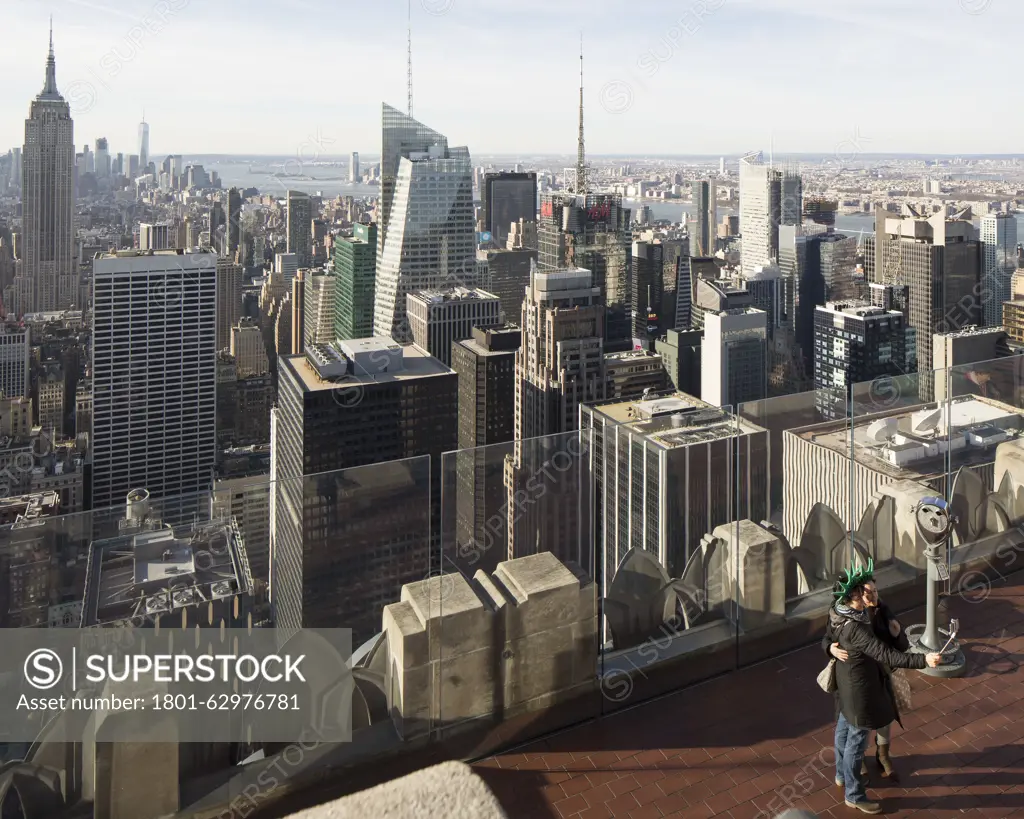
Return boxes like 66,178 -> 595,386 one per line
4,353 -> 1024,819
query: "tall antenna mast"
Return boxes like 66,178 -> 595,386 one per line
575,31 -> 587,195
407,0 -> 414,117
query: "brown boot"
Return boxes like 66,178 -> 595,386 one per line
876,739 -> 897,780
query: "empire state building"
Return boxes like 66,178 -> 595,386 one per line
19,25 -> 76,314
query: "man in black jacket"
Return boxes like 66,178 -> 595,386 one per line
823,561 -> 943,814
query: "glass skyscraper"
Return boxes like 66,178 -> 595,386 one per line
483,171 -> 537,247
373,110 -> 476,341
981,212 -> 1017,328
379,103 -> 449,257
739,152 -> 781,276
689,179 -> 716,258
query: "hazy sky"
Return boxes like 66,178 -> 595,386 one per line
2,0 -> 1018,158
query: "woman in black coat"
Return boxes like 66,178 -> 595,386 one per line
822,568 -> 941,814
828,593 -> 910,778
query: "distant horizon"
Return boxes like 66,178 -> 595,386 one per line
143,152 -> 1024,162
5,1 -> 1024,155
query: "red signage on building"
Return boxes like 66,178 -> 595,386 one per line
587,204 -> 611,221
540,201 -> 554,218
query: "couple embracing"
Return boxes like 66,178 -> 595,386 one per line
821,560 -> 945,814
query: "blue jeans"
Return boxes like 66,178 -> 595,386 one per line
835,712 -> 871,804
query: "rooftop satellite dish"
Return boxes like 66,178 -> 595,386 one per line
911,407 -> 942,435
866,417 -> 899,444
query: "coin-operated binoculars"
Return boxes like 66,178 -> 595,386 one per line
905,496 -> 966,678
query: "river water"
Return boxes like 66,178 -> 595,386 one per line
206,159 -> 1013,238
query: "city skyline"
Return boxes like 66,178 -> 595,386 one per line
2,0 -> 1021,157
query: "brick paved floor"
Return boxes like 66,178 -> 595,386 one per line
474,574 -> 1024,818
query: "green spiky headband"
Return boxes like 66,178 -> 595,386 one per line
833,558 -> 875,599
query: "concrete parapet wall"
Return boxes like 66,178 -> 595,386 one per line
382,552 -> 596,739
284,761 -> 508,819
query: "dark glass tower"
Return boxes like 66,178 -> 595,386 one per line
271,340 -> 457,642
483,171 -> 537,247
226,187 -> 242,254
630,241 -> 664,346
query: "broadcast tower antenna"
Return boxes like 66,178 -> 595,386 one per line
407,0 -> 414,117
575,32 -> 587,195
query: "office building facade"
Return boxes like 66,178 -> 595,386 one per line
406,287 -> 501,367
379,104 -> 449,260
701,307 -> 768,408
272,338 -> 457,642
451,326 -> 520,573
514,267 -> 606,440
0,325 -> 31,399
813,301 -> 910,420
94,137 -> 109,178
502,267 -> 607,568
303,272 -> 335,347
139,223 -> 171,252
333,222 -> 377,340
483,171 -> 537,247
739,152 -> 781,276
453,326 -> 520,451
227,187 -> 242,254
538,192 -> 631,347
630,241 -> 664,346
275,251 -> 299,288
373,139 -> 476,341
231,318 -> 269,377
866,205 -> 982,376
981,213 -> 1017,328
581,394 -> 768,594
932,325 -> 1014,400
477,246 -> 536,323
781,168 -> 803,227
655,328 -> 702,397
689,179 -> 717,257
286,190 -> 313,268
91,250 -> 217,514
605,349 -> 668,399
216,257 -> 242,352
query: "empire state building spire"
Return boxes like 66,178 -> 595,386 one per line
40,17 -> 61,100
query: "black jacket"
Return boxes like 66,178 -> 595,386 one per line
822,603 -> 926,730
871,602 -> 910,655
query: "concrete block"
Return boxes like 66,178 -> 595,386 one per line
438,647 -> 497,723
382,601 -> 429,671
401,573 -> 495,656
